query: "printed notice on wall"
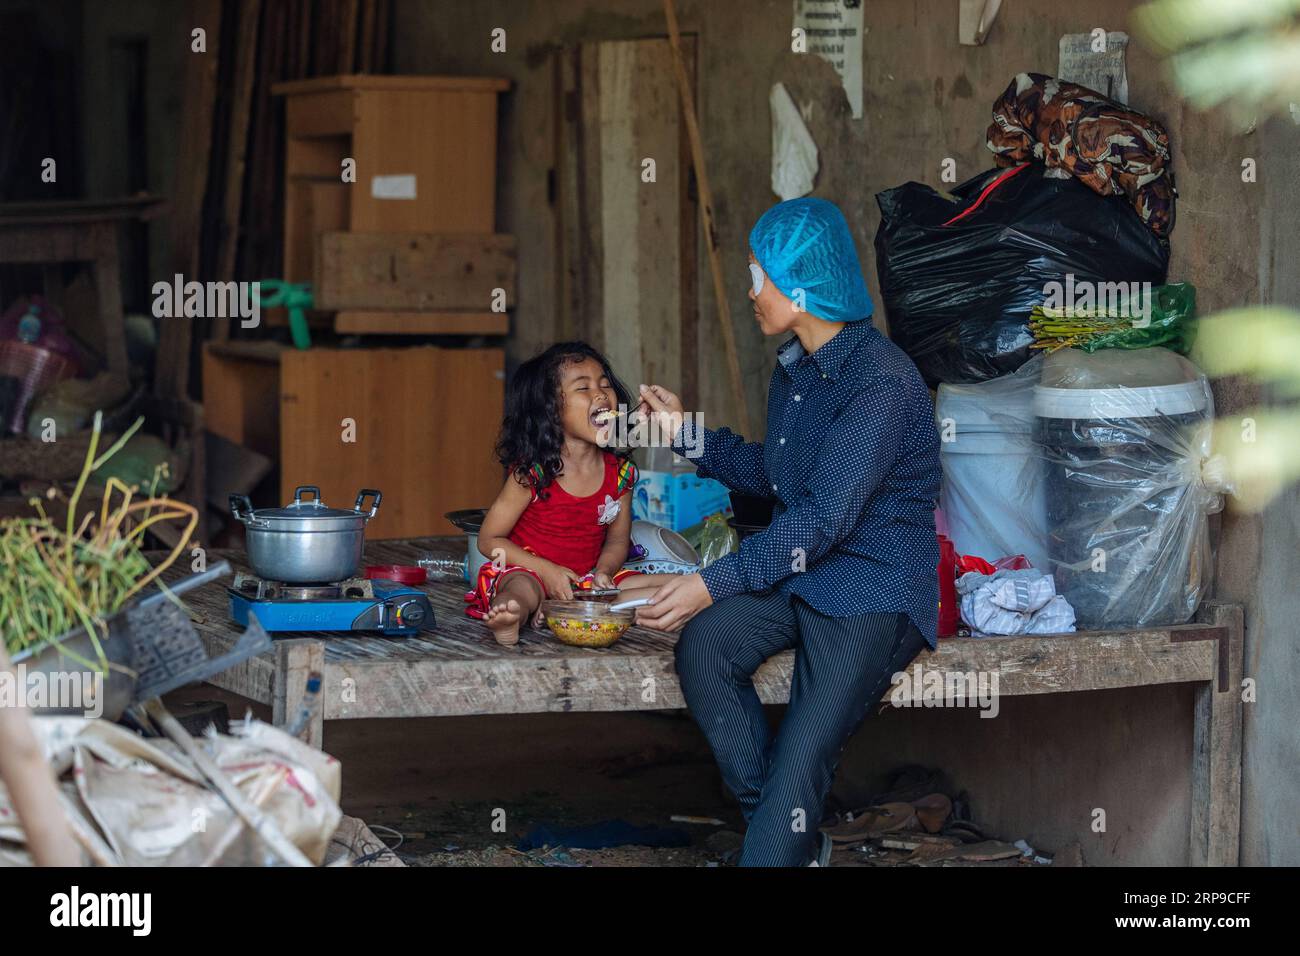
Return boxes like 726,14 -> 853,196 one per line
1058,31 -> 1129,104
793,0 -> 864,119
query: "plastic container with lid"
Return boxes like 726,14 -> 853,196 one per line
1032,347 -> 1217,629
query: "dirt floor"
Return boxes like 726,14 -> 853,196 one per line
166,687 -> 1061,868
168,687 -> 746,866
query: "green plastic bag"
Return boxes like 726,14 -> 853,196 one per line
1030,282 -> 1197,354
694,513 -> 738,568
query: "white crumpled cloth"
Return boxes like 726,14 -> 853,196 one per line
957,568 -> 1076,636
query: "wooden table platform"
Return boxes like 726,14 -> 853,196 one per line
169,537 -> 1244,866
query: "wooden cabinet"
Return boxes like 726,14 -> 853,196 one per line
203,77 -> 511,542
272,74 -> 511,338
204,342 -> 503,538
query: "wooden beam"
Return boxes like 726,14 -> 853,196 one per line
553,46 -> 579,341
677,36 -> 700,411
156,0 -> 222,400
337,0 -> 360,74
313,232 -> 517,311
212,0 -> 264,342
662,0 -> 750,435
371,0 -> 391,72
1188,601 -> 1244,866
334,310 -> 508,335
356,0 -> 377,73
270,75 -> 510,95
273,639 -> 325,748
0,195 -> 165,224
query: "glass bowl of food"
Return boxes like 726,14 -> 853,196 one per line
540,600 -> 635,647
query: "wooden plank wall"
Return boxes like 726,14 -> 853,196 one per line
558,37 -> 698,406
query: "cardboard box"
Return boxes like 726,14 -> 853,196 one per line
633,470 -> 733,532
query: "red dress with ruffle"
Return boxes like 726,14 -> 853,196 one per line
465,453 -> 638,617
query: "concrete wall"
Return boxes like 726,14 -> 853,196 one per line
393,0 -> 1261,415
393,0 -> 1293,865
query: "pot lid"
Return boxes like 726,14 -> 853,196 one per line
258,499 -> 364,519
238,487 -> 380,525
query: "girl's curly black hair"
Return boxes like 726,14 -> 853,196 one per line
495,341 -> 633,498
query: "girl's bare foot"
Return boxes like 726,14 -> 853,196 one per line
484,598 -> 524,646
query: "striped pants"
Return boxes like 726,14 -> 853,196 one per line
675,590 -> 927,867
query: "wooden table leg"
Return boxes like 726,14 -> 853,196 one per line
1189,602 -> 1244,865
272,638 -> 325,749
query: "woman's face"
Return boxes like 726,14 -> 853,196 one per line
558,356 -> 616,443
748,251 -> 799,337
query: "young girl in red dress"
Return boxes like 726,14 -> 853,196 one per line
469,342 -> 668,645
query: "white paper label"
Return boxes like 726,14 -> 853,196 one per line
370,174 -> 418,200
792,0 -> 864,119
1058,32 -> 1129,104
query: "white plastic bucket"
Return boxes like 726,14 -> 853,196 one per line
937,384 -> 1049,570
1031,380 -> 1210,420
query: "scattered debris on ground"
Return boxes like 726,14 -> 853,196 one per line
326,816 -> 407,867
364,764 -> 1074,868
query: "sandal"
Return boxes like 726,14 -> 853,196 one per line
820,801 -> 918,845
912,793 -> 953,834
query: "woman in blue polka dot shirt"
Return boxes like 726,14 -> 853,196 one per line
635,198 -> 942,867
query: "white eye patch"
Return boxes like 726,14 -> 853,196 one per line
748,263 -> 766,296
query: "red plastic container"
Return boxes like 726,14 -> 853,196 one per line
937,534 -> 959,638
364,564 -> 427,586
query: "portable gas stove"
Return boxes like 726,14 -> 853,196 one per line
228,572 -> 435,635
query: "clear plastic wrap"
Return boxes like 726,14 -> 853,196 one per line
938,347 -> 1223,630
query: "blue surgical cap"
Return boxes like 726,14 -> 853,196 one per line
749,198 -> 874,323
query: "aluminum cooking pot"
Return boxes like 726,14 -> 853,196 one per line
230,486 -> 381,583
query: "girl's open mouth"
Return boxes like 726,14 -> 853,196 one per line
591,408 -> 621,426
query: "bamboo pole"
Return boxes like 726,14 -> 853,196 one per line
662,0 -> 751,436
200,767 -> 285,866
0,644 -> 81,866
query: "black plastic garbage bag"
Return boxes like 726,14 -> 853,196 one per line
874,164 -> 1170,386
